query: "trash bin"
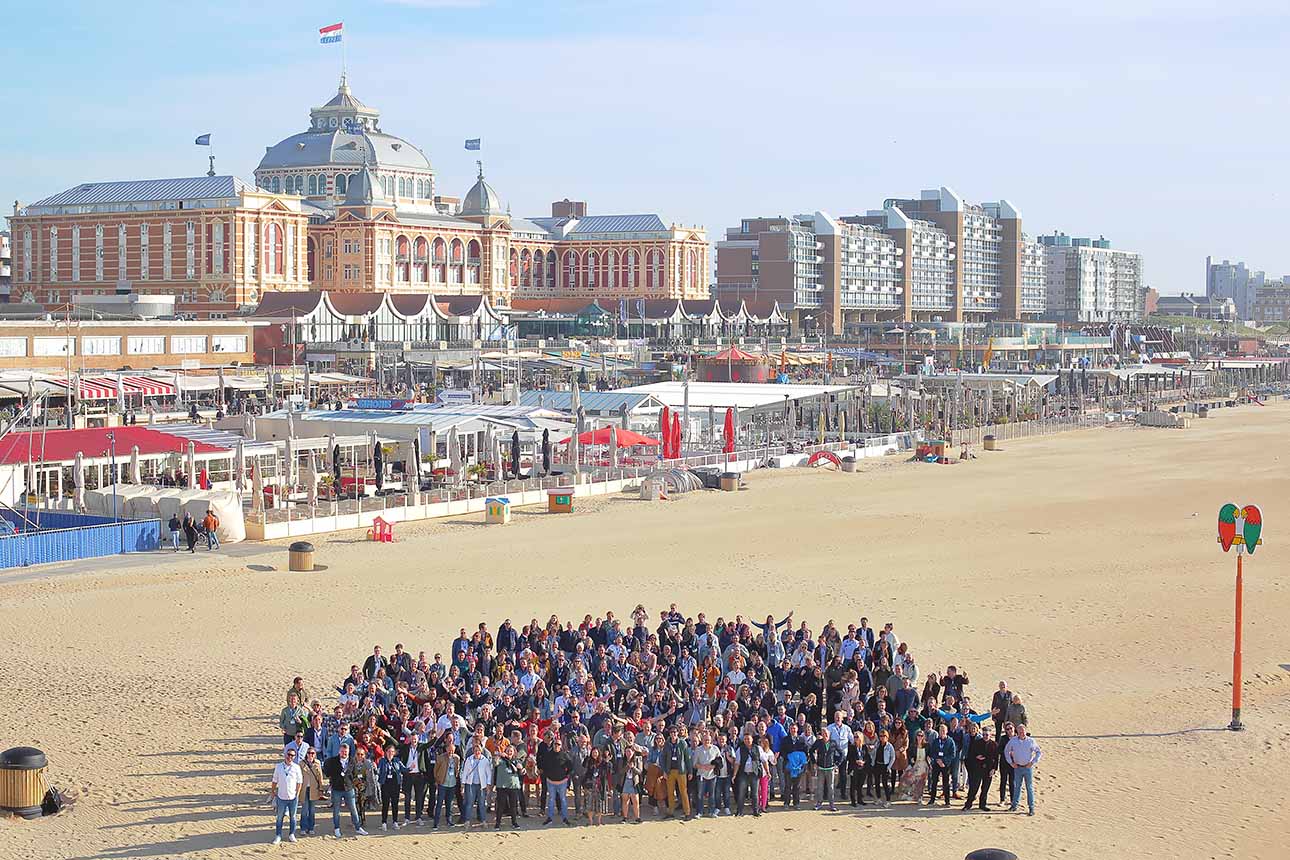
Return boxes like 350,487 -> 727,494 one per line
840,456 -> 857,473
983,434 -> 997,451
965,850 -> 1018,860
0,747 -> 48,820
288,541 -> 315,572
719,472 -> 740,492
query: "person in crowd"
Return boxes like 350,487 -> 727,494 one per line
927,723 -> 956,807
167,512 -> 181,551
494,737 -> 524,829
432,735 -> 461,828
181,512 -> 198,553
203,508 -> 220,550
997,722 -> 1017,806
961,720 -> 998,811
377,744 -> 406,830
733,732 -> 763,817
462,739 -> 493,827
1005,723 -> 1042,816
539,733 -> 574,825
269,747 -> 303,845
298,746 -> 326,836
322,742 -> 367,837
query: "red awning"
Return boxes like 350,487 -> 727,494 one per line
51,377 -> 116,400
560,427 -> 661,448
120,375 -> 176,397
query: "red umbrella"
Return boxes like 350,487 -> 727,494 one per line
659,406 -> 671,458
671,411 -> 682,459
723,407 -> 736,455
559,427 -> 660,448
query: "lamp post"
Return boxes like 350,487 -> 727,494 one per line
106,431 -> 123,554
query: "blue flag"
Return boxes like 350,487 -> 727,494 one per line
464,138 -> 481,151
194,134 -> 211,146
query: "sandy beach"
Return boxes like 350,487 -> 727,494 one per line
2,402 -> 1288,860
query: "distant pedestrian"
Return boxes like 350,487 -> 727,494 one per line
182,514 -> 198,553
167,513 -> 181,552
1004,723 -> 1041,816
203,510 -> 220,550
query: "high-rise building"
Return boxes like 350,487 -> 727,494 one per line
715,186 -> 1042,332
1252,279 -> 1290,324
1039,233 -> 1143,322
1205,257 -> 1263,320
0,230 -> 11,302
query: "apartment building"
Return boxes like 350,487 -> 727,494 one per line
1040,233 -> 1144,322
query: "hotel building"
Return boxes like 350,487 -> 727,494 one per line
1039,233 -> 1144,322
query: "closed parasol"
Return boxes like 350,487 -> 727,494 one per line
511,430 -> 521,479
129,445 -> 141,484
542,428 -> 551,476
723,407 -> 736,455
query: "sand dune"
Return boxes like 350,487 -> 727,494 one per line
2,403 -> 1288,860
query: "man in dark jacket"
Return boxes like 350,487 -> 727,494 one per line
538,734 -> 574,825
322,747 -> 367,837
779,723 -> 808,808
733,733 -> 763,816
961,721 -> 997,811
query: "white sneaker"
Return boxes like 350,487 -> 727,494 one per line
271,836 -> 281,845
393,821 -> 401,829
333,828 -> 342,838
356,827 -> 369,836
287,834 -> 297,843
381,823 -> 388,831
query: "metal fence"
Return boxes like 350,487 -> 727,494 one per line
0,517 -> 162,569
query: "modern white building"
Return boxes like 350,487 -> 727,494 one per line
1040,233 -> 1143,323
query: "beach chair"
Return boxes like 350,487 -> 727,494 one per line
367,517 -> 394,543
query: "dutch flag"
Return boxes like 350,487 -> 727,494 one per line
319,22 -> 343,45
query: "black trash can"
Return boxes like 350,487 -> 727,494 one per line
966,850 -> 1019,860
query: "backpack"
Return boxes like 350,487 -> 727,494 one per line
785,750 -> 808,778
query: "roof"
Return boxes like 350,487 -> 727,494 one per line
259,129 -> 432,172
570,214 -> 666,234
616,381 -> 860,411
249,291 -> 325,318
0,427 -> 227,466
510,218 -> 553,237
343,165 -> 388,207
27,176 -> 254,210
516,390 -> 657,414
704,346 -> 764,363
459,170 -> 503,218
327,292 -> 385,316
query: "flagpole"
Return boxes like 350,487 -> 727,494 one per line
1231,550 -> 1244,731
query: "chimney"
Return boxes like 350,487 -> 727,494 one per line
551,198 -> 586,219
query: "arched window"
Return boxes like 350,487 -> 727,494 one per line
307,175 -> 318,196
605,250 -> 617,291
432,237 -> 447,283
395,236 -> 410,283
531,251 -> 543,290
413,237 -> 428,283
208,287 -> 228,303
336,174 -> 347,195
466,239 -> 481,285
563,250 -> 578,289
585,251 -> 597,288
263,223 -> 283,276
449,238 -> 464,284
648,249 -> 663,290
624,249 -> 638,289
546,250 -> 557,287
520,249 -> 531,288
688,249 -> 699,293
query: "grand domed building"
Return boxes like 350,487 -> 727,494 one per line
254,76 -> 438,211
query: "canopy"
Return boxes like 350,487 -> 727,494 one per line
560,427 -> 660,448
706,346 -> 764,363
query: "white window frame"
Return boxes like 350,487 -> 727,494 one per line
127,335 -> 166,355
33,337 -> 74,357
171,334 -> 207,354
81,335 -> 121,356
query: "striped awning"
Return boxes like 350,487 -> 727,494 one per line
50,377 -> 116,400
120,375 -> 175,397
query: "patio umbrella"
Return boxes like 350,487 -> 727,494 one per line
427,428 -> 437,475
129,445 -> 141,484
839,408 -> 846,441
115,375 -> 126,414
373,438 -> 384,491
578,368 -> 588,387
283,435 -> 295,493
403,442 -> 419,503
722,407 -> 736,454
619,404 -> 629,432
570,380 -> 580,414
511,430 -> 521,479
326,432 -> 336,476
659,406 -> 671,458
244,412 -> 256,440
610,424 -> 619,466
235,439 -> 246,492
491,432 -> 502,479
306,461 -> 318,509
671,411 -> 682,459
251,463 -> 264,513
818,410 -> 826,445
73,451 -> 85,512
449,426 -> 462,483
186,441 -> 197,489
542,428 -> 551,476
286,409 -> 295,442
217,366 -> 226,409
332,442 -> 342,485
709,404 -> 717,444
560,427 -> 660,447
681,381 -> 690,446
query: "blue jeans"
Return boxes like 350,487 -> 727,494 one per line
546,779 -> 569,821
950,758 -> 961,793
170,531 -> 180,550
299,794 -> 315,832
274,796 -> 298,838
433,784 -> 456,826
331,788 -> 361,832
207,530 -> 219,549
1010,766 -> 1035,811
698,778 -> 716,815
463,783 -> 485,822
715,776 -> 731,811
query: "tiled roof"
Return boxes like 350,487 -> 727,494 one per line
249,291 -> 325,318
29,176 -> 254,209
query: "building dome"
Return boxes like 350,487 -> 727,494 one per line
255,76 -> 435,204
343,164 -> 387,207
460,165 -> 503,217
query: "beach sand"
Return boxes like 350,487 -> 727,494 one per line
2,402 -> 1289,860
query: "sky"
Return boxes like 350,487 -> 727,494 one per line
3,0 -> 1289,294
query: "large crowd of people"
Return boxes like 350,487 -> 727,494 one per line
267,606 -> 1041,844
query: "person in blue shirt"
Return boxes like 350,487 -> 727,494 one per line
376,744 -> 407,830
926,724 -> 957,806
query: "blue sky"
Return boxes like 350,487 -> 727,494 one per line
4,0 -> 1289,294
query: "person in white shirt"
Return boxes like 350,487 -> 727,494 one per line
271,748 -> 304,845
1004,724 -> 1042,815
461,742 -> 494,826
826,711 -> 854,797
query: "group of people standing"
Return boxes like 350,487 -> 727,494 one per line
267,606 -> 1042,844
165,510 -> 219,553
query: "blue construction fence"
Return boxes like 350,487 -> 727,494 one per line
0,509 -> 161,570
